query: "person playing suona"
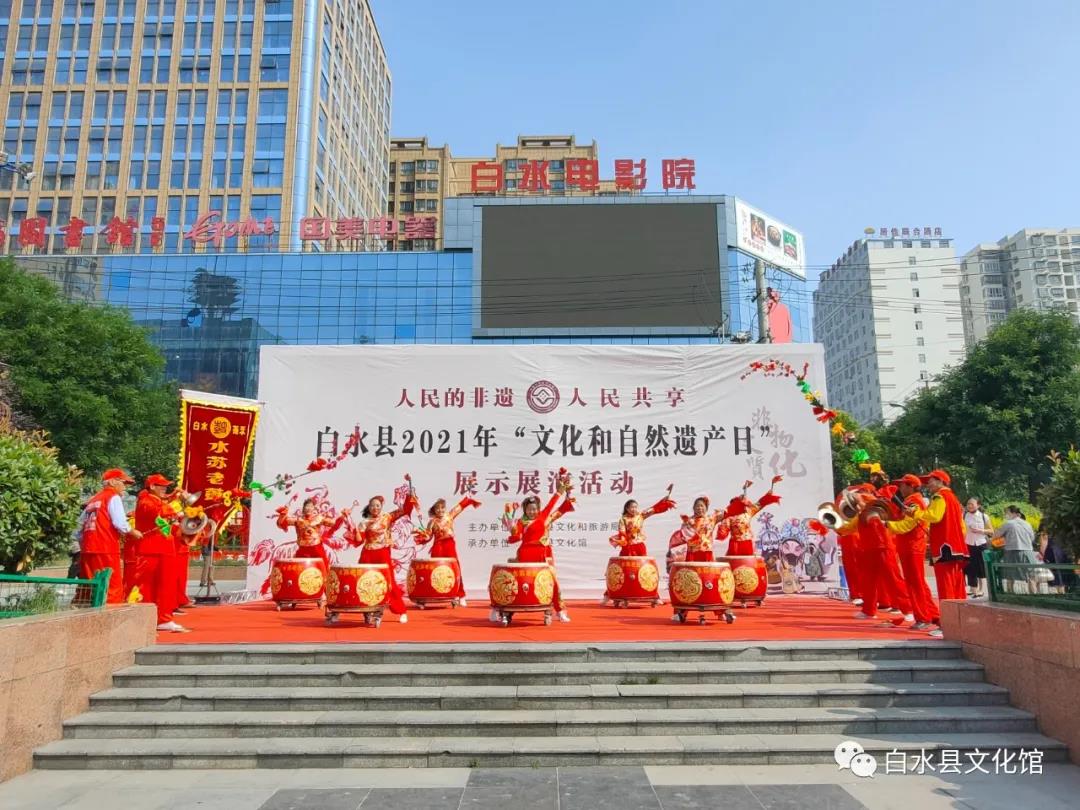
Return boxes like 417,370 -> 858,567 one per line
415,495 -> 481,605
715,476 -> 783,556
133,474 -> 187,632
78,469 -> 142,604
867,467 -> 916,620
275,496 -> 346,569
505,470 -> 575,623
347,488 -> 418,622
886,474 -> 940,633
900,470 -> 967,630
608,485 -> 676,557
671,496 -> 726,562
173,508 -> 195,613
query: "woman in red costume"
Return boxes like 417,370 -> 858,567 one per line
275,497 -> 346,569
416,495 -> 481,605
609,485 -> 676,557
348,489 -> 418,622
504,472 -> 575,623
671,496 -> 726,562
715,476 -> 783,556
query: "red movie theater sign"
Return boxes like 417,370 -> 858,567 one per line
468,157 -> 697,194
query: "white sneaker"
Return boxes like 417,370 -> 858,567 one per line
489,609 -> 500,623
458,599 -> 468,607
157,621 -> 189,633
671,614 -> 681,622
902,614 -> 915,623
852,598 -> 864,606
853,612 -> 873,620
558,610 -> 571,623
399,613 -> 408,624
928,628 -> 944,638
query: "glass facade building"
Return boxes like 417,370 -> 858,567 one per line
13,196 -> 810,398
0,0 -> 390,254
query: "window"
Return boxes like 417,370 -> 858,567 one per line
914,321 -> 923,331
912,289 -> 920,298
262,20 -> 292,49
918,354 -> 926,363
260,53 -> 290,81
883,240 -> 894,248
902,240 -> 913,248
920,240 -> 931,248
916,337 -> 925,347
908,257 -> 916,266
258,88 -> 289,118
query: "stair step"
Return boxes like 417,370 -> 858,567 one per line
61,706 -> 1037,740
110,659 -> 986,688
136,640 -> 962,666
89,681 -> 1011,712
35,732 -> 1068,769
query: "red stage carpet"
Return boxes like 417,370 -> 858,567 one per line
162,595 -> 940,644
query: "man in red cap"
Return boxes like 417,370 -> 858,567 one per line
133,474 -> 188,632
78,469 -> 142,604
904,470 -> 968,614
887,474 -> 940,633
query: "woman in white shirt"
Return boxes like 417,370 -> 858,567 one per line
963,498 -> 992,597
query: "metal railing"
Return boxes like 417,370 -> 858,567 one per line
984,549 -> 1080,614
0,569 -> 112,619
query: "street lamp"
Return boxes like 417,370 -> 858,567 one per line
0,150 -> 36,184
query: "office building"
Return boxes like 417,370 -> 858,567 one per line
15,195 -> 810,397
0,0 -> 391,253
387,135 -> 626,249
814,230 -> 966,425
960,228 -> 1080,347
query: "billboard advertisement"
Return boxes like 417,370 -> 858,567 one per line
733,199 -> 805,278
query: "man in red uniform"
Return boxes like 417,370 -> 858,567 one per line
869,469 -> 915,617
133,474 -> 188,632
906,470 -> 967,637
78,469 -> 142,604
887,474 -> 939,633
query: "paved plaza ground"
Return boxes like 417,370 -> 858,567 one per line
2,764 -> 1079,810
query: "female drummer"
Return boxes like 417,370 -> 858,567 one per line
609,486 -> 677,557
671,496 -> 726,562
504,477 -> 574,623
349,492 -> 418,622
417,496 -> 481,605
275,497 -> 345,568
715,476 -> 783,556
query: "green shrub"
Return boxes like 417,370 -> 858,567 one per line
1039,448 -> 1080,558
0,427 -> 83,573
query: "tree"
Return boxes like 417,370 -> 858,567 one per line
0,426 -> 83,573
0,260 -> 180,480
880,310 -> 1080,501
830,409 -> 883,493
1039,448 -> 1080,558
189,268 -> 241,321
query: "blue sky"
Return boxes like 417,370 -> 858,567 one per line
371,0 -> 1079,278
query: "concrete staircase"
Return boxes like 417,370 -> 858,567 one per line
34,641 -> 1068,769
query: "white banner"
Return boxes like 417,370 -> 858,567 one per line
247,344 -> 834,598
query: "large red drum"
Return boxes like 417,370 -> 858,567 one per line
407,557 -> 462,605
604,556 -> 661,605
270,557 -> 326,609
668,561 -> 736,609
717,555 -> 768,605
488,562 -> 555,609
326,564 -> 391,610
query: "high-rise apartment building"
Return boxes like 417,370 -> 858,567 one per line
814,232 -> 966,425
387,135 -> 626,250
960,228 -> 1080,347
0,0 -> 390,253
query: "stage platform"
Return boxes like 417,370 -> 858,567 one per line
162,594 -> 938,644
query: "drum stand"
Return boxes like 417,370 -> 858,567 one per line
194,521 -> 222,605
672,605 -> 736,625
325,605 -> 386,628
493,605 -> 553,627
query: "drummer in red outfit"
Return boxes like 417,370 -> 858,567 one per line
275,497 -> 346,569
506,476 -> 575,622
348,491 -> 418,622
672,497 -> 726,562
716,477 -> 783,556
78,469 -> 142,604
416,496 -> 481,605
886,474 -> 940,632
132,474 -> 187,632
609,486 -> 676,557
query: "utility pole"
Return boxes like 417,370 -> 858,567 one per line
754,258 -> 772,343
